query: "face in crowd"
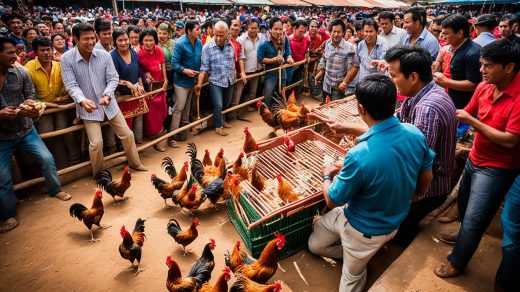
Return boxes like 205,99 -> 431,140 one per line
75,29 -> 97,54
115,32 -> 130,51
9,18 -> 24,36
309,21 -> 318,37
330,24 -> 345,44
499,20 -> 513,38
403,12 -> 421,35
230,19 -> 241,39
52,34 -> 66,51
213,23 -> 229,47
270,20 -> 283,42
0,42 -> 18,68
363,24 -> 378,45
247,21 -> 259,38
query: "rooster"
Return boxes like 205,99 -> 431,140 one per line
230,275 -> 283,292
276,174 -> 299,203
234,232 -> 287,284
187,143 -> 227,186
199,267 -> 231,292
163,158 -> 189,189
274,103 -> 309,132
283,136 -> 295,153
225,240 -> 255,273
188,239 -> 216,286
224,174 -> 242,200
243,127 -> 258,154
286,91 -> 300,113
165,256 -> 212,292
167,217 -> 199,255
173,178 -> 207,215
203,149 -> 213,167
94,166 -> 131,201
257,101 -> 280,133
233,152 -> 250,182
119,218 -> 146,275
214,148 -> 225,168
69,189 -> 107,242
151,174 -> 176,207
251,167 -> 265,192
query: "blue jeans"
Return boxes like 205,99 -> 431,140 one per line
208,83 -> 234,128
0,127 -> 61,220
496,175 -> 520,291
448,160 -> 517,269
263,77 -> 286,110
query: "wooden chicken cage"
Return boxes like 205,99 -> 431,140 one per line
227,129 -> 348,259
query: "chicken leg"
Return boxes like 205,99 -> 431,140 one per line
89,230 -> 99,243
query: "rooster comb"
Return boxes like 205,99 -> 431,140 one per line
209,238 -> 215,245
193,217 -> 200,225
166,255 -> 174,265
223,266 -> 231,274
95,189 -> 103,196
124,165 -> 129,171
243,127 -> 249,132
274,281 -> 283,290
183,161 -> 188,167
219,148 -> 224,153
274,231 -> 286,244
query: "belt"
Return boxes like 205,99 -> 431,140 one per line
363,234 -> 372,239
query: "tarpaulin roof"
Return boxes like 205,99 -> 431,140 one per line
434,0 -> 518,3
270,0 -> 312,6
178,0 -> 232,4
231,0 -> 274,5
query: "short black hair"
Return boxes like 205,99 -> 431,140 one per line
433,18 -> 443,26
283,18 -> 293,25
95,20 -> 111,34
22,27 -> 41,39
0,37 -> 16,52
362,18 -> 379,31
120,19 -> 130,25
72,22 -> 95,39
127,25 -> 141,35
269,17 -> 282,30
405,7 -> 425,27
112,28 -> 129,44
139,27 -> 158,45
355,74 -> 397,120
293,19 -> 308,29
500,14 -> 514,26
441,15 -> 470,38
245,18 -> 259,27
32,37 -> 52,52
379,11 -> 395,22
385,45 -> 434,83
481,39 -> 520,73
395,12 -> 404,19
185,20 -> 199,33
329,18 -> 345,33
354,20 -> 363,31
50,33 -> 66,43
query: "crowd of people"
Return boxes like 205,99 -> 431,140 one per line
0,3 -> 519,291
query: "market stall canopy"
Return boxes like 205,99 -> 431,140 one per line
434,0 -> 518,3
304,0 -> 407,7
119,0 -> 233,3
231,0 -> 274,5
270,0 -> 312,6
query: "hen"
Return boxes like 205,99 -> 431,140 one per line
167,217 -> 199,255
151,174 -> 176,207
119,218 -> 146,275
251,167 -> 265,192
243,127 -> 259,154
214,148 -> 225,168
276,174 -> 299,203
230,275 -> 283,292
234,232 -> 287,284
94,166 -> 131,201
286,91 -> 300,113
233,152 -> 250,182
199,267 -> 231,292
224,174 -> 242,200
69,189 -> 107,242
274,103 -> 309,132
165,256 -> 212,292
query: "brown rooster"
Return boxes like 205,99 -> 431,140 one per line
167,217 -> 199,255
286,91 -> 300,113
203,149 -> 213,167
165,256 -> 212,292
94,166 -> 131,201
151,174 -> 176,207
275,103 -> 309,132
214,148 -> 225,168
230,275 -> 283,292
234,232 -> 287,284
163,158 -> 189,188
225,240 -> 255,273
174,180 -> 207,215
276,174 -> 299,203
243,127 -> 258,154
69,189 -> 108,242
251,167 -> 265,192
119,218 -> 146,275
199,267 -> 231,292
233,152 -> 250,182
257,101 -> 280,133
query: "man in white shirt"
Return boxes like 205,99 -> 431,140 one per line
379,11 -> 407,48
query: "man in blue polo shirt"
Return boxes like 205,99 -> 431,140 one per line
403,7 -> 439,60
308,74 -> 434,292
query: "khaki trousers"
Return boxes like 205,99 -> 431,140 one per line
83,111 -> 142,175
308,207 -> 397,292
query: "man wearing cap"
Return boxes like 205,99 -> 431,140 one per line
174,21 -> 184,42
473,14 -> 497,48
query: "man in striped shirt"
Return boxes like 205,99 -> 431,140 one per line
61,23 -> 146,175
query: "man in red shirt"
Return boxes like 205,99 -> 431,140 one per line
435,39 -> 520,278
307,19 -> 326,98
287,19 -> 310,99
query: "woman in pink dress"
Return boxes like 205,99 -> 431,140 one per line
138,28 -> 169,151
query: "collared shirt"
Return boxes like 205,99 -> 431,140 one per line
449,38 -> 482,109
399,81 -> 457,200
404,28 -> 440,60
465,72 -> 520,169
171,34 -> 202,88
328,116 -> 435,236
257,36 -> 292,80
61,47 -> 120,121
238,32 -> 265,73
288,34 -> 310,62
200,39 -> 236,88
473,31 -> 496,48
0,66 -> 35,140
24,59 -> 66,103
317,38 -> 356,94
8,33 -> 26,48
379,25 -> 407,48
94,41 -> 112,52
353,37 -> 387,82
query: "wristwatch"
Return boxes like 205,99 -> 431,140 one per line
323,175 -> 332,182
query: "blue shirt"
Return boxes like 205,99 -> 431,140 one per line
353,37 -> 388,83
171,34 -> 202,88
257,36 -> 292,80
473,32 -> 495,48
8,33 -> 26,48
328,116 -> 435,236
110,49 -> 144,95
200,39 -> 236,88
404,28 -> 440,60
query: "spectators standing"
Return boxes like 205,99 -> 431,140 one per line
378,11 -> 407,49
61,23 -> 146,175
0,37 -> 72,233
94,20 -> 113,52
394,12 -> 404,28
157,22 -> 175,119
473,14 -> 497,48
403,7 -> 440,60
287,19 -> 310,99
434,39 -> 520,279
434,15 -> 482,109
25,37 -> 80,169
499,15 -> 520,45
137,27 -> 168,151
228,19 -> 247,121
6,15 -> 26,48
169,20 -> 202,148
173,21 -> 184,42
195,21 -> 236,137
128,26 -> 142,52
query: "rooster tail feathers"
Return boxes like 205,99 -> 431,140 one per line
190,160 -> 205,185
161,157 -> 177,179
133,218 -> 146,233
186,143 -> 198,161
94,169 -> 112,183
151,175 -> 168,189
167,218 -> 182,237
187,259 -> 213,289
69,203 -> 87,220
94,170 -> 115,196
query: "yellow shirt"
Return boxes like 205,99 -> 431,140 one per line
25,59 -> 66,102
